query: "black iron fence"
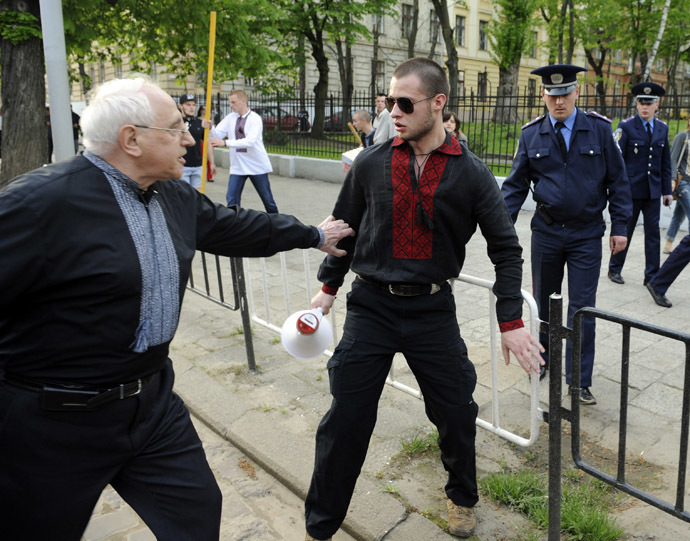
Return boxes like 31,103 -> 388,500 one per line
178,89 -> 690,176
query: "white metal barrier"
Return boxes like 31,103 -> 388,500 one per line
243,252 -> 542,447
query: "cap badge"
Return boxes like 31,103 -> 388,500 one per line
644,87 -> 651,94
551,73 -> 564,84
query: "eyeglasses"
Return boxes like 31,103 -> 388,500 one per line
134,122 -> 190,136
385,95 -> 436,114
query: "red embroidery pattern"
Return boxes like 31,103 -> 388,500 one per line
499,319 -> 525,332
391,146 -> 448,259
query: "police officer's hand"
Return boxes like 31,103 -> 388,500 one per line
317,215 -> 355,257
501,327 -> 545,375
311,290 -> 336,315
663,195 -> 673,207
610,235 -> 628,255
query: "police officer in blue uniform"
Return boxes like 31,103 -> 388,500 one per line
502,65 -> 632,405
608,82 -> 673,288
647,233 -> 690,307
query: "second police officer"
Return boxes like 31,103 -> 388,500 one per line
607,82 -> 673,296
502,65 -> 632,405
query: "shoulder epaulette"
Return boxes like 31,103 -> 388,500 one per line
586,110 -> 612,123
521,115 -> 545,130
656,118 -> 668,126
620,116 -> 635,124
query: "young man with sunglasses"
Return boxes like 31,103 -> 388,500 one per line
208,90 -> 278,212
304,57 -> 544,541
501,65 -> 632,405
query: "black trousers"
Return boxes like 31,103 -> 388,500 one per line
0,360 -> 221,540
305,278 -> 478,539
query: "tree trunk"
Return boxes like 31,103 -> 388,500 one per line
309,39 -> 329,138
492,64 -> 520,124
431,0 -> 458,108
0,0 -> 48,187
407,0 -> 419,59
584,47 -> 608,118
335,39 -> 353,126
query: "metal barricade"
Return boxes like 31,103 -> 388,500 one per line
546,295 -> 690,540
243,253 -> 543,448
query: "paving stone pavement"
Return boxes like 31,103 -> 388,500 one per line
84,163 -> 690,540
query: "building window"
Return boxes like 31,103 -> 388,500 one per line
528,78 -> 536,107
89,64 -> 96,84
375,60 -> 386,94
478,71 -> 488,102
373,13 -> 384,35
458,70 -> 465,98
401,4 -> 414,39
116,64 -> 123,78
429,10 -> 440,43
530,32 -> 537,58
479,21 -> 488,51
614,80 -> 621,95
245,76 -> 254,87
99,62 -> 106,83
615,50 -> 622,64
656,57 -> 664,71
455,16 -> 465,47
149,62 -> 158,81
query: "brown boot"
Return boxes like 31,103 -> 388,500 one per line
447,499 -> 477,538
305,534 -> 331,541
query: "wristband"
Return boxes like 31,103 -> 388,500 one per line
321,284 -> 338,296
499,319 -> 524,332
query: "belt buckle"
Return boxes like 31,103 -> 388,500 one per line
389,284 -> 418,296
119,379 -> 143,400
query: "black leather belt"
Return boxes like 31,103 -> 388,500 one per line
4,372 -> 157,411
357,275 -> 444,296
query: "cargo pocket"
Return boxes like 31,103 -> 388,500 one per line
327,334 -> 355,397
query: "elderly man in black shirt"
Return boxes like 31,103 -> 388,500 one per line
0,78 -> 353,541
303,58 -> 543,541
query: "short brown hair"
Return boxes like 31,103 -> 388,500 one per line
392,58 -> 449,99
229,90 -> 247,102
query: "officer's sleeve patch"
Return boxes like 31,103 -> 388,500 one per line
587,110 -> 612,123
614,128 -> 622,142
521,115 -> 544,130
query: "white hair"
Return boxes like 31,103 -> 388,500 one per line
81,78 -> 157,156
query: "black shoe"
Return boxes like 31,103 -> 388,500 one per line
570,386 -> 597,405
608,271 -> 624,284
646,282 -> 672,307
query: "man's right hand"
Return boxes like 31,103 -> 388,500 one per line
317,215 -> 355,257
208,137 -> 225,147
311,290 -> 336,315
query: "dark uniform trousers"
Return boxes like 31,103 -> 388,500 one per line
531,223 -> 602,388
0,359 -> 222,540
609,198 -> 662,282
650,233 -> 690,295
304,278 -> 479,539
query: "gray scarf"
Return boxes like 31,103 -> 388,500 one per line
84,152 -> 180,352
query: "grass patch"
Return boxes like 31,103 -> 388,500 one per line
399,429 -> 440,457
480,469 -> 624,540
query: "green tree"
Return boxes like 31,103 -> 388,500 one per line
489,0 -> 538,123
0,0 -> 285,185
272,0 -> 396,138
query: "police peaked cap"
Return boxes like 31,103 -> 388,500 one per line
631,82 -> 665,103
531,64 -> 588,96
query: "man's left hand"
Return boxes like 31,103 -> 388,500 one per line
501,327 -> 545,375
208,137 -> 225,148
317,215 -> 355,257
663,195 -> 673,207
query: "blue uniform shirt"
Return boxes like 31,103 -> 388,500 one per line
548,108 -> 576,151
614,115 -> 672,199
502,107 -> 632,238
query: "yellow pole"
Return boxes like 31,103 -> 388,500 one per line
201,11 -> 217,194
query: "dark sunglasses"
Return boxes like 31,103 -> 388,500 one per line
385,95 -> 436,114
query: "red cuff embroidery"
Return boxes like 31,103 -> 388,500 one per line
321,284 -> 339,296
499,319 -> 524,332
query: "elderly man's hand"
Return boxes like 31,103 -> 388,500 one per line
501,327 -> 545,375
317,215 -> 355,257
